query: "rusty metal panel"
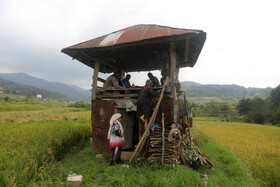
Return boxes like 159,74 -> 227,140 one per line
92,100 -> 115,129
91,100 -> 115,155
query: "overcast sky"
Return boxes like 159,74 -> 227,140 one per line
0,0 -> 279,89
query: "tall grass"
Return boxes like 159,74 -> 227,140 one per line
0,119 -> 91,186
194,117 -> 280,186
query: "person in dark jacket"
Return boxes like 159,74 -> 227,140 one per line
137,79 -> 160,129
147,73 -> 160,87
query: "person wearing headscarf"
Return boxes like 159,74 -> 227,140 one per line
107,113 -> 124,165
137,79 -> 160,129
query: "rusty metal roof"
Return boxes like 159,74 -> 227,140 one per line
61,24 -> 206,73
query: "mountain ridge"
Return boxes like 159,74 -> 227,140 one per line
0,78 -> 69,100
0,72 -> 90,100
0,72 -> 273,101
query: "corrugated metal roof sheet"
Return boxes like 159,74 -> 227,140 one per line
61,24 -> 206,73
64,24 -> 202,49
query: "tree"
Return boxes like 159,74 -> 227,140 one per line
236,98 -> 251,115
270,84 -> 280,108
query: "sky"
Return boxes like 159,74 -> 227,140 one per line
0,0 -> 279,90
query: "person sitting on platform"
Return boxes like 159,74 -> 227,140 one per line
103,71 -> 123,90
148,72 -> 160,87
122,74 -> 132,88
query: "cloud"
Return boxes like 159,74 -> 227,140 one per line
0,0 -> 280,89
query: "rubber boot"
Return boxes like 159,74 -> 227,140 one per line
109,148 -> 115,166
116,149 -> 123,164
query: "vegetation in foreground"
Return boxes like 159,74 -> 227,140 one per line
36,128 -> 259,186
0,93 -> 92,186
0,119 -> 91,186
194,117 -> 280,186
0,93 -> 273,186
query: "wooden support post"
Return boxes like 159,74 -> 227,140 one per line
169,41 -> 178,122
92,60 -> 100,100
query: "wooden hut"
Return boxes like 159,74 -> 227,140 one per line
61,24 -> 206,159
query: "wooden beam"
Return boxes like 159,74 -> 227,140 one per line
92,60 -> 100,100
97,77 -> 105,83
169,41 -> 178,122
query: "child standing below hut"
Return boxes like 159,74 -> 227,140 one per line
107,113 -> 124,165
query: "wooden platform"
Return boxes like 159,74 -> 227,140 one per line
121,151 -> 134,160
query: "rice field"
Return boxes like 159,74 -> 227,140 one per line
0,94 -> 90,123
193,117 -> 280,186
0,94 -> 91,186
0,93 -> 274,185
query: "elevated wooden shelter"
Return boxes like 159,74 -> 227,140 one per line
62,24 -> 206,156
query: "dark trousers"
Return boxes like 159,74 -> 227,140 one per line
110,147 -> 122,165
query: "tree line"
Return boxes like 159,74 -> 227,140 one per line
182,84 -> 280,126
236,84 -> 280,125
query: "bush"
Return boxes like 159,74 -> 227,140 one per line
68,101 -> 91,110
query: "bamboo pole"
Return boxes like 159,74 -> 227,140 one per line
161,112 -> 165,164
183,92 -> 189,121
183,92 -> 192,148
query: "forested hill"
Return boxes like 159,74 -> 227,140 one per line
0,72 -> 90,100
0,78 -> 69,100
181,81 -> 272,100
